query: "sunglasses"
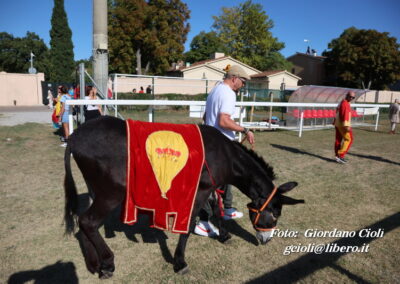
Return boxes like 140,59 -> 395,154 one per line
348,96 -> 355,99
239,77 -> 247,86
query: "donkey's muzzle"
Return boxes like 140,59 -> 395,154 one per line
256,230 -> 274,245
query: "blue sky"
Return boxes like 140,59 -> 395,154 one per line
0,0 -> 399,63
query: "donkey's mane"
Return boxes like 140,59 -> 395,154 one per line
233,141 -> 276,180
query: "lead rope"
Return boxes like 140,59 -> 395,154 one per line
240,133 -> 255,150
204,160 -> 225,217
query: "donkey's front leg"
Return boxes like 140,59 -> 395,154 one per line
209,194 -> 231,243
173,188 -> 210,274
173,232 -> 191,274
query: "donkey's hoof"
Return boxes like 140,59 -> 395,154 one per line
176,265 -> 189,275
218,232 -> 232,243
99,269 -> 114,279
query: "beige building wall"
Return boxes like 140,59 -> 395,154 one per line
357,90 -> 400,103
268,74 -> 299,90
251,72 -> 300,90
0,72 -> 45,106
183,68 -> 223,81
113,76 -> 220,95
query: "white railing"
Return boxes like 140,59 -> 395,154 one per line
67,100 -> 389,137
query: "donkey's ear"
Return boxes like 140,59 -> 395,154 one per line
277,182 -> 298,194
281,195 -> 305,205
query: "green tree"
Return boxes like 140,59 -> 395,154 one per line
184,31 -> 226,63
212,0 -> 291,71
323,27 -> 400,90
108,0 -> 190,75
108,0 -> 146,74
0,32 -> 50,76
49,0 -> 75,82
146,0 -> 190,74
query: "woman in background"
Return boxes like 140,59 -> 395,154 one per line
84,86 -> 102,121
59,86 -> 73,147
389,99 -> 399,134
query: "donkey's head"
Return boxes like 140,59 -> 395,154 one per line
247,181 -> 304,244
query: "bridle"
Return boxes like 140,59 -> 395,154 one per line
247,187 -> 278,231
204,159 -> 277,231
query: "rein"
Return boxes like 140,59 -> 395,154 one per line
247,186 -> 278,231
240,133 -> 255,150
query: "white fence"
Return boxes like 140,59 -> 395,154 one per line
67,100 -> 389,138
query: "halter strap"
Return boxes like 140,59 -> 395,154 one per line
247,186 -> 278,231
204,160 -> 225,217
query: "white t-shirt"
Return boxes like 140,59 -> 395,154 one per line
205,82 -> 236,140
85,96 -> 100,111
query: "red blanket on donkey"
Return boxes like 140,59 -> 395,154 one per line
122,120 -> 205,234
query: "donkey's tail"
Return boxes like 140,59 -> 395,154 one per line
64,143 -> 79,235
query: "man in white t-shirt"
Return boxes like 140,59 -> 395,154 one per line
205,66 -> 255,143
195,65 -> 255,237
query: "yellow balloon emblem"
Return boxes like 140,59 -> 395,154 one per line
145,131 -> 189,199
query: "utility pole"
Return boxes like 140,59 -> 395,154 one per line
93,0 -> 108,101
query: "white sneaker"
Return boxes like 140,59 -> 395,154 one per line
194,220 -> 219,237
335,156 -> 347,164
60,143 -> 67,147
223,208 -> 243,220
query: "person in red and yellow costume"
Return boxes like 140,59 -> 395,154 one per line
334,91 -> 356,164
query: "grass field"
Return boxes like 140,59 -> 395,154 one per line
1,111 -> 399,283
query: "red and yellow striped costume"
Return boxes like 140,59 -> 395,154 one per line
334,99 -> 353,158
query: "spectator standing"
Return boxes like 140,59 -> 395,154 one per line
47,89 -> 54,110
334,91 -> 356,164
51,86 -> 63,129
139,86 -> 144,94
108,88 -> 113,99
146,85 -> 152,94
389,99 -> 399,134
84,86 -> 102,121
59,86 -> 74,147
68,86 -> 75,97
74,84 -> 81,99
195,65 -> 254,237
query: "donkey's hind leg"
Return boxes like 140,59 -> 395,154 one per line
78,193 -> 124,279
77,229 -> 101,274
